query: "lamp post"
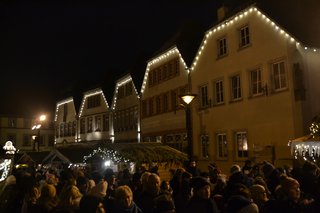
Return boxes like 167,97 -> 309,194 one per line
179,71 -> 197,160
32,114 -> 46,152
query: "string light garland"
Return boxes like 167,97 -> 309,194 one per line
83,147 -> 130,164
0,159 -> 12,182
293,117 -> 320,162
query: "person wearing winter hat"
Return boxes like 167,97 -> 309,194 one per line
261,161 -> 281,196
263,177 -> 310,212
185,177 -> 218,213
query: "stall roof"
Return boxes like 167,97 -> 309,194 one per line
15,151 -> 51,165
291,134 -> 320,143
47,142 -> 188,165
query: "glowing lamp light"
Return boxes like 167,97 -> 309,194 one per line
39,115 -> 46,122
104,160 -> 111,167
180,93 -> 197,105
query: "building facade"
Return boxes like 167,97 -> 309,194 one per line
140,47 -> 190,152
111,74 -> 140,143
0,115 -> 54,152
189,6 -> 320,172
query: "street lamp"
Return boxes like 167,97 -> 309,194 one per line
179,71 -> 197,160
32,114 -> 46,152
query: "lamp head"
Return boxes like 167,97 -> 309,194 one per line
180,93 -> 197,105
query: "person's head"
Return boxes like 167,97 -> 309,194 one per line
88,180 -> 108,199
250,184 -> 268,204
262,161 -> 275,178
230,164 -> 241,175
79,195 -> 105,213
147,173 -> 161,196
189,160 -> 197,168
191,176 -> 211,199
115,185 -> 133,209
140,171 -> 151,191
154,192 -> 176,213
40,183 -> 57,199
280,177 -> 300,202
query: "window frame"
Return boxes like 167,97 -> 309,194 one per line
230,74 -> 242,101
217,36 -> 228,58
234,131 -> 248,159
199,84 -> 209,108
216,133 -> 228,160
271,60 -> 287,92
239,25 -> 250,48
249,67 -> 263,97
214,79 -> 224,105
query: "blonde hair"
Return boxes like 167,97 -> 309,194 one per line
115,185 -> 133,200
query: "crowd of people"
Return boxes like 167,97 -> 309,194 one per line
1,158 -> 320,213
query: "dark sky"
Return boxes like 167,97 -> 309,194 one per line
0,0 -> 227,116
0,0 -> 318,117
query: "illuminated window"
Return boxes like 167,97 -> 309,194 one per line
87,117 -> 93,133
235,131 -> 248,158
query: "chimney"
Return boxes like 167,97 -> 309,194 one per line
217,5 -> 229,22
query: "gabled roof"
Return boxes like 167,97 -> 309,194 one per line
54,97 -> 74,122
111,74 -> 139,110
190,3 -> 320,73
138,20 -> 213,95
78,88 -> 109,117
151,21 -> 209,68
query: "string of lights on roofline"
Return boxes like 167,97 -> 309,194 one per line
112,75 -> 139,110
79,88 -> 109,117
140,6 -> 320,95
140,47 -> 188,94
55,6 -> 320,128
55,97 -> 74,122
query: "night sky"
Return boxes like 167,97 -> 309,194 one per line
0,0 -> 319,117
0,0 -> 225,116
